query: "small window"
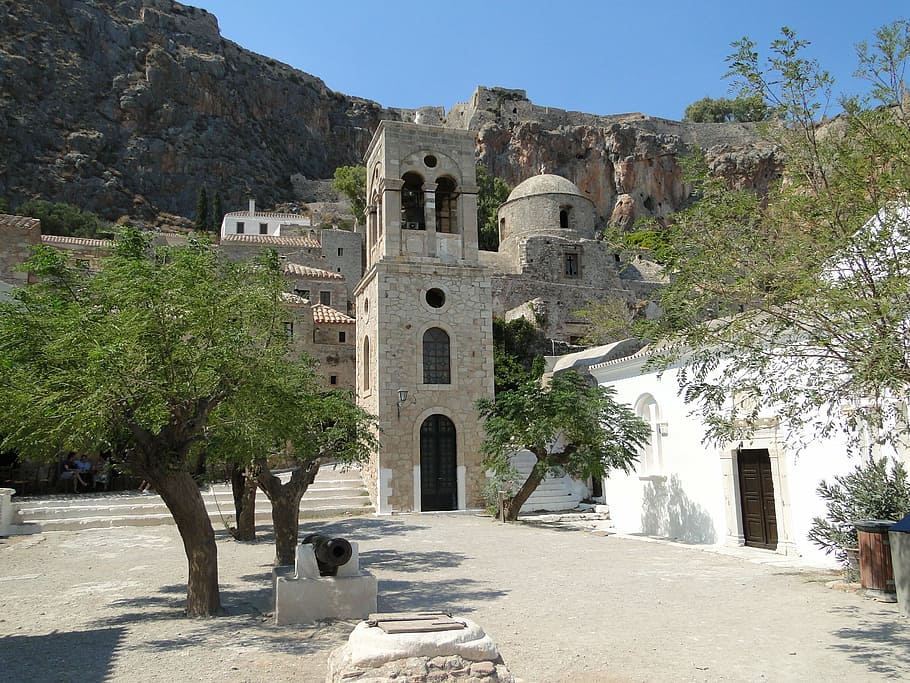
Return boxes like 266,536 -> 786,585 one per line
283,321 -> 294,338
330,375 -> 338,385
339,331 -> 346,343
565,253 -> 579,278
236,221 -> 245,234
337,247 -> 344,256
259,222 -> 268,234
320,291 -> 331,306
560,208 -> 569,230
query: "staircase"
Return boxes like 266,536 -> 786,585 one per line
10,465 -> 373,532
510,450 -> 589,513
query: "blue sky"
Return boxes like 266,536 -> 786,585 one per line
188,1 -> 905,120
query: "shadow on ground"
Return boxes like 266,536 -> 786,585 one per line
0,627 -> 127,683
828,604 -> 910,677
378,578 -> 508,614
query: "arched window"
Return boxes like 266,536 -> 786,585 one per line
422,327 -> 450,384
401,172 -> 425,230
635,394 -> 663,475
560,208 -> 570,230
435,176 -> 458,234
362,336 -> 371,391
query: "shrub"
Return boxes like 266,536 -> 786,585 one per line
808,456 -> 910,570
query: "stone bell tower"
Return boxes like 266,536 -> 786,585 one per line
354,121 -> 494,513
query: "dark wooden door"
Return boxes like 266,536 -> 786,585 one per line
737,448 -> 778,550
420,415 -> 457,511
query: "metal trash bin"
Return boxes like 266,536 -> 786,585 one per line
890,513 -> 910,618
855,520 -> 897,602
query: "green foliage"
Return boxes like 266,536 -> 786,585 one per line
642,22 -> 910,450
573,298 -> 635,346
478,371 -> 649,520
476,165 -> 511,251
683,94 -> 769,122
195,186 -> 210,232
808,457 -> 910,568
15,199 -> 111,238
492,317 -> 546,394
852,20 -> 910,110
0,197 -> 8,213
0,230 -> 299,463
332,165 -> 367,226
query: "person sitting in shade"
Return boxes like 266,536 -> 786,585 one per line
59,453 -> 88,492
93,453 -> 112,489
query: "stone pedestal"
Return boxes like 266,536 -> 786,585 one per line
273,541 -> 377,626
0,488 -> 15,536
326,615 -> 515,682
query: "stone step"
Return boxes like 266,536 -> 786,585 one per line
13,464 -> 373,531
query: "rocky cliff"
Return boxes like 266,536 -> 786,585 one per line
0,0 -> 780,225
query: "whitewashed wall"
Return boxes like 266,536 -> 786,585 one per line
591,353 -> 874,567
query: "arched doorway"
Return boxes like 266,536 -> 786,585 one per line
420,414 -> 457,511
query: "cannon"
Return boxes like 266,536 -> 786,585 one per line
301,533 -> 353,576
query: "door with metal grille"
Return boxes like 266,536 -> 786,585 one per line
420,415 -> 457,511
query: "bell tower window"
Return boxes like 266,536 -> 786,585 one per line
401,172 -> 425,230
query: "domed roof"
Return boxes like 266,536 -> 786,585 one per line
506,174 -> 585,202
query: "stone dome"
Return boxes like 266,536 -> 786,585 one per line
506,174 -> 585,202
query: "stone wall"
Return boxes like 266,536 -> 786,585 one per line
361,260 -> 494,513
0,215 -> 41,284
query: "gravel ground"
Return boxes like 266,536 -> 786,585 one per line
1,513 -> 908,683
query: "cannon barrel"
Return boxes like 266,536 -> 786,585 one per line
302,533 -> 353,576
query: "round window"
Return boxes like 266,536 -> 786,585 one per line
425,288 -> 445,308
424,155 -> 437,168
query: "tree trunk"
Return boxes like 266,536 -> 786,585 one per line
505,460 -> 547,522
154,469 -> 222,616
257,459 -> 320,566
229,464 -> 257,541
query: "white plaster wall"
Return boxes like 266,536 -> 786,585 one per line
594,359 -> 869,566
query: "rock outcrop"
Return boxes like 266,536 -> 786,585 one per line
0,1 -> 781,225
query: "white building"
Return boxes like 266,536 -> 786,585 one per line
587,346 -> 908,567
220,199 -> 313,237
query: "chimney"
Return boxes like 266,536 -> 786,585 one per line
249,198 -> 256,215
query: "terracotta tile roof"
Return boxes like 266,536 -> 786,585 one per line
0,214 -> 41,230
280,292 -> 309,305
311,303 -> 355,325
221,233 -> 321,248
283,262 -> 343,280
40,234 -> 113,248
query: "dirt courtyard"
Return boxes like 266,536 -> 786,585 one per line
1,513 -> 908,682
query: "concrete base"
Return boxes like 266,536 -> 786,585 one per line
273,541 -> 377,626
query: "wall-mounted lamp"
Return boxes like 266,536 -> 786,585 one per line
657,422 -> 669,437
397,389 -> 409,419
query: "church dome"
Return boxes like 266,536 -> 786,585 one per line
506,174 -> 585,202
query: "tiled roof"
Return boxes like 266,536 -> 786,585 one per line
41,234 -> 113,248
224,211 -> 312,223
280,292 -> 309,305
0,214 -> 41,230
311,303 -> 355,325
283,262 -> 343,280
221,234 -> 321,248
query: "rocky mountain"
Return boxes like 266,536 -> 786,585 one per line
0,0 -> 780,226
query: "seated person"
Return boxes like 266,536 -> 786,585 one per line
59,453 -> 89,492
93,453 -> 111,489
